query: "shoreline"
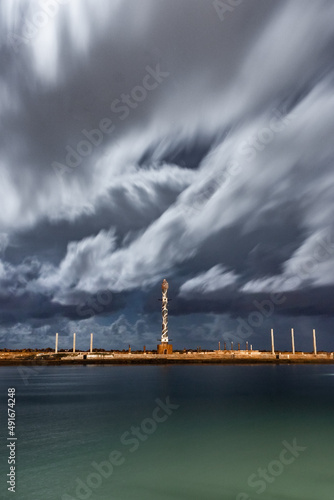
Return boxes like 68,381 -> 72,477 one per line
1,350 -> 334,366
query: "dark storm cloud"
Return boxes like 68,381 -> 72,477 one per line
1,0 -> 334,348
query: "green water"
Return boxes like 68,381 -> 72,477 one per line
0,364 -> 333,499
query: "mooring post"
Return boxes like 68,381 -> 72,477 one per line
271,328 -> 275,355
55,332 -> 58,354
90,333 -> 93,353
291,328 -> 295,354
73,333 -> 76,353
313,329 -> 317,355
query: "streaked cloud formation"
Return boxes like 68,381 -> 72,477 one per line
1,0 -> 334,349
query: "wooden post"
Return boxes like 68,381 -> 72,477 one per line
55,332 -> 58,354
271,328 -> 275,355
313,329 -> 317,355
90,333 -> 93,353
73,333 -> 76,353
291,328 -> 295,355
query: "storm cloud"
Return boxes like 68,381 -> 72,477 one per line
1,0 -> 334,350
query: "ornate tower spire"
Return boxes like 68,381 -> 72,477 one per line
161,279 -> 169,343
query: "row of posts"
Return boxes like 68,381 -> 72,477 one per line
55,333 -> 94,354
218,329 -> 318,355
55,329 -> 318,355
218,341 -> 253,351
271,328 -> 317,355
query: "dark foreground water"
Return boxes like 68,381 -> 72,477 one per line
0,364 -> 333,499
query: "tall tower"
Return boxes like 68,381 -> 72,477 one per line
157,279 -> 173,354
161,278 -> 169,343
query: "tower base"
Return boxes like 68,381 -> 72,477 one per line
157,342 -> 173,355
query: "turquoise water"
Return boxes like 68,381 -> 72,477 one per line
0,364 -> 333,499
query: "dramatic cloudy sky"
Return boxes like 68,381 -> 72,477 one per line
1,0 -> 334,351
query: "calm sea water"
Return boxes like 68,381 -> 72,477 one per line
0,364 -> 333,499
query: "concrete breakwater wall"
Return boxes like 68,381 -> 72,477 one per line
1,350 -> 334,365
